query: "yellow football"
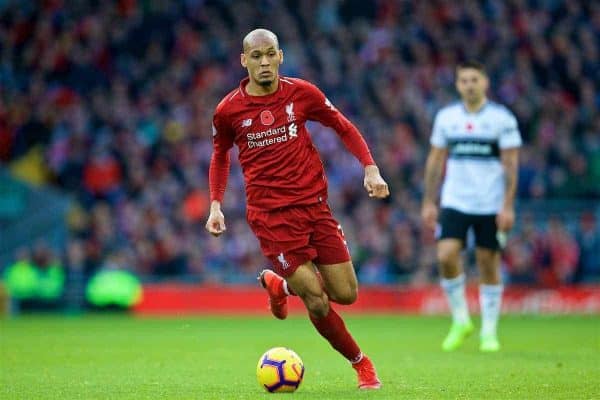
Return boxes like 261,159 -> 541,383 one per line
256,347 -> 305,393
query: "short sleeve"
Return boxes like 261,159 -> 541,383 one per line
430,111 -> 447,148
498,110 -> 522,149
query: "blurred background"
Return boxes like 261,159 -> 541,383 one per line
0,0 -> 599,313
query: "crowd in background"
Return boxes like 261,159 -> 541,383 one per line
1,0 -> 599,286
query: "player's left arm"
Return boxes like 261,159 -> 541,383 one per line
304,83 -> 389,199
498,147 -> 519,231
497,110 -> 522,232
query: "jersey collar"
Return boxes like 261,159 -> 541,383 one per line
239,76 -> 286,105
461,99 -> 489,115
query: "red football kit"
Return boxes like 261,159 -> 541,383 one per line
209,76 -> 375,276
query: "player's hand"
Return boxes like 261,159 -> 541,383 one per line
363,165 -> 390,199
496,206 -> 515,232
421,201 -> 438,232
205,202 -> 227,237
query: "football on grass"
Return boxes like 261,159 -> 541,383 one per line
256,347 -> 305,393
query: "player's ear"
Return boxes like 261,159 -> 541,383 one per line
482,74 -> 490,91
241,53 -> 247,68
278,49 -> 283,65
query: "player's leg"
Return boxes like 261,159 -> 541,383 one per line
315,261 -> 358,305
286,262 -> 329,316
314,261 -> 379,389
308,203 -> 380,389
475,248 -> 502,351
311,203 -> 358,305
286,261 -> 379,389
258,259 -> 357,319
437,208 -> 474,351
474,214 -> 503,352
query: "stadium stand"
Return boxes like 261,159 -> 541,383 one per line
1,0 -> 598,287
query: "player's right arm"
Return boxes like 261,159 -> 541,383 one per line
206,108 -> 234,237
421,112 -> 448,231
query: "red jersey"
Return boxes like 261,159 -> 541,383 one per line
210,76 -> 375,211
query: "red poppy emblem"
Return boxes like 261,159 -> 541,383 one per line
466,122 -> 473,131
260,110 -> 275,126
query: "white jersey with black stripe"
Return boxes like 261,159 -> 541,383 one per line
430,101 -> 522,215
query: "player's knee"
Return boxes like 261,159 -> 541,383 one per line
437,248 -> 459,268
329,286 -> 357,305
478,255 -> 495,270
478,258 -> 500,282
303,293 -> 329,318
479,259 -> 495,273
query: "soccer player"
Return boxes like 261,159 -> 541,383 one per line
206,29 -> 389,389
421,61 -> 521,352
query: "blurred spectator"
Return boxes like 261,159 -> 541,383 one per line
0,0 -> 598,284
534,217 -> 580,287
82,147 -> 123,204
574,213 -> 600,283
503,237 -> 537,285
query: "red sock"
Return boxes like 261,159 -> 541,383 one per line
309,306 -> 362,362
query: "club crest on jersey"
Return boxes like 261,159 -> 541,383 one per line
466,122 -> 474,132
241,118 -> 252,127
260,110 -> 275,126
286,102 -> 296,122
288,123 -> 297,138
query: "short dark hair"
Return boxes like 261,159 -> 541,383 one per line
456,60 -> 486,75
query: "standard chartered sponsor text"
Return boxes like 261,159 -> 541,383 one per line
247,125 -> 291,149
247,126 -> 286,140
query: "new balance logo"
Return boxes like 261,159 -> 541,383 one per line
288,123 -> 297,138
286,102 -> 296,122
277,253 -> 290,269
241,118 -> 252,127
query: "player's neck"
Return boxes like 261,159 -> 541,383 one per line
246,77 -> 280,96
463,97 -> 487,113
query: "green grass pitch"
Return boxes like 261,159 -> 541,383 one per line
1,314 -> 598,399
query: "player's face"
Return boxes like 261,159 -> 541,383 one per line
456,68 -> 489,104
241,43 -> 283,87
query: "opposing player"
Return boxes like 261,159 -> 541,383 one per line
421,61 -> 521,352
206,29 -> 389,389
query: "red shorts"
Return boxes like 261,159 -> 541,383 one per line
247,201 -> 351,277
